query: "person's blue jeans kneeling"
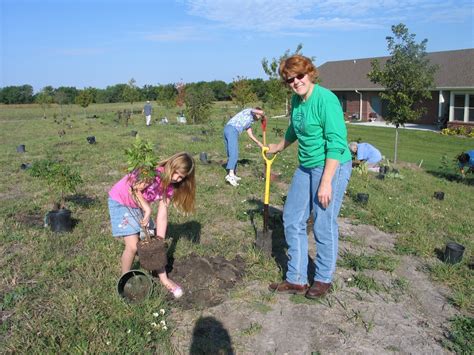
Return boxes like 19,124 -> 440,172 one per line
283,160 -> 352,285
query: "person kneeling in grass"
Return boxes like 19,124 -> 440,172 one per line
349,142 -> 382,172
458,150 -> 474,177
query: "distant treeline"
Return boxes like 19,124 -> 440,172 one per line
0,79 -> 274,105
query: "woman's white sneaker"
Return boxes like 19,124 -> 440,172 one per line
225,175 -> 239,186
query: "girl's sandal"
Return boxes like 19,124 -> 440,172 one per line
165,282 -> 183,299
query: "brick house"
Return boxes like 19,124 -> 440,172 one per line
317,48 -> 474,128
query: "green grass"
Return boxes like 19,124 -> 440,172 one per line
338,252 -> 398,272
347,124 -> 472,172
0,102 -> 473,352
346,274 -> 383,294
443,315 -> 474,354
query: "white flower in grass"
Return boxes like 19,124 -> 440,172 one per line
106,341 -> 111,345
162,325 -> 168,331
127,329 -> 131,334
160,320 -> 166,326
153,312 -> 159,317
151,322 -> 158,327
159,308 -> 165,315
146,331 -> 151,335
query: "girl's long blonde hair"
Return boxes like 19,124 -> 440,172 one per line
158,152 -> 196,214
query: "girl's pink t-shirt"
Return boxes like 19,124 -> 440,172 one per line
108,167 -> 174,208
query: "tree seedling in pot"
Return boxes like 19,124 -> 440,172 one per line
124,137 -> 167,270
29,156 -> 83,232
29,157 -> 83,210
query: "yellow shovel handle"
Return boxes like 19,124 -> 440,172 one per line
261,147 -> 277,205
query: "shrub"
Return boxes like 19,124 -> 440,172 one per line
29,158 -> 83,208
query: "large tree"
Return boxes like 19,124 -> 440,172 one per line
184,85 -> 214,124
231,76 -> 257,109
156,84 -> 177,108
0,85 -> 34,104
368,23 -> 437,163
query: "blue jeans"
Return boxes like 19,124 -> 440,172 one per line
223,125 -> 239,171
283,161 -> 352,285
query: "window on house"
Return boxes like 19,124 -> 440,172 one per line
469,95 -> 474,122
453,94 -> 465,121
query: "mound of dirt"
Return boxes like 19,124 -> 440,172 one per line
168,253 -> 246,309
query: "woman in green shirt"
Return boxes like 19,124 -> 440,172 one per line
267,55 -> 352,299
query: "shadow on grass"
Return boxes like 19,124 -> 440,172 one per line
166,220 -> 201,273
218,158 -> 255,171
434,247 -> 445,262
190,316 -> 234,354
246,198 -> 289,276
425,170 -> 474,186
247,198 -> 318,282
66,193 -> 98,208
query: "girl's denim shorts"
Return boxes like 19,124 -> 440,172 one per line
108,198 -> 144,237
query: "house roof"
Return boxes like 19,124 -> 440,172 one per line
318,48 -> 474,91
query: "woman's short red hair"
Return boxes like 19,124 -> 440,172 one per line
279,55 -> 319,84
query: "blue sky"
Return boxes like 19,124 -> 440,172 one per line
1,0 -> 473,92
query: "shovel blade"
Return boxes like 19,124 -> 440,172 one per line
256,229 -> 272,257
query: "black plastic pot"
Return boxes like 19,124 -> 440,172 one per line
20,163 -> 31,170
380,165 -> 389,175
433,191 -> 445,200
130,130 -> 138,137
199,152 -> 209,164
86,136 -> 96,144
17,144 -> 26,153
117,269 -> 153,303
356,193 -> 369,204
47,209 -> 73,233
444,242 -> 465,264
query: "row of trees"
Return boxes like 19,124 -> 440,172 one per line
0,77 -> 284,106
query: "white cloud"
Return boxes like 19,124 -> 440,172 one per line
182,0 -> 473,33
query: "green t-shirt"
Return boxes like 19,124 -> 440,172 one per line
284,84 -> 351,168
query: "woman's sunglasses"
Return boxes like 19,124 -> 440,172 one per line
286,73 -> 306,84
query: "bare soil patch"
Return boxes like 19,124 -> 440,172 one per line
166,253 -> 246,310
12,211 -> 44,228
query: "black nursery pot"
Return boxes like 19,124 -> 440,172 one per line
434,191 -> 445,200
379,165 -> 390,175
356,193 -> 369,204
86,136 -> 96,144
130,130 -> 138,137
444,242 -> 465,264
199,152 -> 209,164
47,209 -> 73,233
17,144 -> 26,153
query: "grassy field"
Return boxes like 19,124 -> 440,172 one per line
1,102 -> 472,352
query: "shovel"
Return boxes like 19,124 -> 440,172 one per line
255,146 -> 277,256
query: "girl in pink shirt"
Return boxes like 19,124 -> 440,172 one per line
108,152 -> 196,298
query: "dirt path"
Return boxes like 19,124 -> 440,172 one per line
169,218 -> 458,354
